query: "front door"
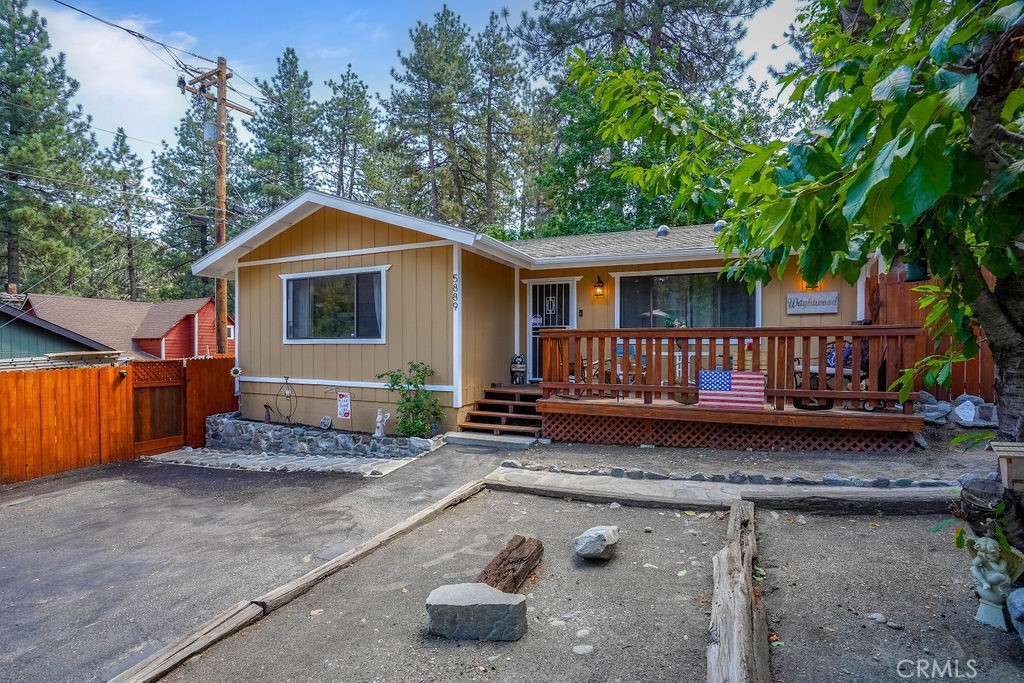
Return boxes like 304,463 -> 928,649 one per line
527,280 -> 576,381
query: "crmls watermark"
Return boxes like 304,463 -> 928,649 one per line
896,659 -> 979,679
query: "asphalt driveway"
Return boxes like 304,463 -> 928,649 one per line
0,446 -> 502,682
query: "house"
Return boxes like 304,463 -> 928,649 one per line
0,302 -> 116,369
24,295 -> 235,360
192,190 -> 923,451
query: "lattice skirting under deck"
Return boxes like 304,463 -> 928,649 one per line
541,414 -> 914,454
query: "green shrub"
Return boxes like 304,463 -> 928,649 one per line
376,361 -> 445,437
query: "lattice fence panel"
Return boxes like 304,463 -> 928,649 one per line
132,360 -> 184,385
544,414 -> 913,454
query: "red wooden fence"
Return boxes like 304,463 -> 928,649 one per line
873,270 -> 996,402
0,356 -> 237,485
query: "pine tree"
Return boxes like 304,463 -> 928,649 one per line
514,0 -> 770,88
473,12 -> 522,229
388,6 -> 479,226
316,65 -> 376,200
152,95 -> 247,300
0,0 -> 99,292
245,47 -> 318,212
95,130 -> 155,301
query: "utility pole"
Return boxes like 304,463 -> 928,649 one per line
178,59 -> 255,354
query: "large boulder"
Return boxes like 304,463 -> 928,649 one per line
574,525 -> 620,560
952,401 -> 977,426
954,394 -> 985,406
920,401 -> 953,426
425,583 -> 527,641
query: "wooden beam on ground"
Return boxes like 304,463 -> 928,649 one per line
110,600 -> 263,683
475,535 -> 543,593
254,479 -> 486,614
707,500 -> 771,683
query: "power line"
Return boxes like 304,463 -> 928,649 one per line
0,96 -> 163,148
47,0 -> 216,64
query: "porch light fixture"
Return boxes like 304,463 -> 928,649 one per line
801,278 -> 820,292
593,276 -> 606,299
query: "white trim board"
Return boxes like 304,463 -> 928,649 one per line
452,244 -> 463,408
521,275 -> 584,284
238,375 -> 455,393
239,240 -> 450,268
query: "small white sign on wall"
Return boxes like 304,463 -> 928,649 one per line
786,291 -> 839,315
337,391 -> 352,419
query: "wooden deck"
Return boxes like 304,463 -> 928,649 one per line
536,396 -> 923,433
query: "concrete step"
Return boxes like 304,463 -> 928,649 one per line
445,431 -> 537,450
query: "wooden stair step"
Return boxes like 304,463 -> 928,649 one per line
458,422 -> 541,436
466,410 -> 542,421
476,398 -> 540,409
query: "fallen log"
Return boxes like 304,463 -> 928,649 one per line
707,500 -> 771,683
475,534 -> 543,593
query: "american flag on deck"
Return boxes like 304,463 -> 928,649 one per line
697,370 -> 765,410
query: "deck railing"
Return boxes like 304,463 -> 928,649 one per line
539,326 -> 922,414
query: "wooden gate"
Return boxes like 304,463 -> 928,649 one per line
132,360 -> 186,456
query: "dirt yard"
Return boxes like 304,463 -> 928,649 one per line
757,511 -> 1024,682
169,490 -> 728,683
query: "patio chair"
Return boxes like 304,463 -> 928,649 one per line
793,340 -> 887,411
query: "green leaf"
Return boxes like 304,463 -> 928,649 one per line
983,1 -> 1024,30
843,135 -> 902,223
941,74 -> 978,111
928,518 -> 958,533
871,65 -> 913,102
930,21 -> 957,62
954,526 -> 966,549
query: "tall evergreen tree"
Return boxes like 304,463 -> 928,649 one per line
388,5 -> 479,226
245,47 -> 318,212
512,86 -> 559,236
95,130 -> 155,301
473,12 -> 522,229
152,95 -> 246,300
0,0 -> 99,293
316,65 -> 376,200
513,0 -> 771,88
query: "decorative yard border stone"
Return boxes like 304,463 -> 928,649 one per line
495,459 -> 980,490
425,583 -> 527,641
205,413 -> 442,459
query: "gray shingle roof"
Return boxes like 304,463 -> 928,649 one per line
512,225 -> 720,260
135,298 -> 209,338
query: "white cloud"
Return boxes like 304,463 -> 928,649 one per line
37,5 -> 202,160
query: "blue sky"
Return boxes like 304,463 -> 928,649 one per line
28,0 -> 798,161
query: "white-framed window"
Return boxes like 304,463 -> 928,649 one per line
619,272 -> 754,328
226,324 -> 235,340
280,265 -> 389,344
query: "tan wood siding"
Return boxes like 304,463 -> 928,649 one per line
461,250 -> 515,406
235,207 -> 455,433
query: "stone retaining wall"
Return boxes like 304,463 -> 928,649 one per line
205,413 -> 439,459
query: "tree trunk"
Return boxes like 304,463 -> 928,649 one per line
6,232 -> 18,289
348,140 -> 358,199
126,207 -> 138,301
336,138 -> 347,197
426,131 -> 440,221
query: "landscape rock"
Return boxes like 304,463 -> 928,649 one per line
789,475 -> 817,485
953,401 -> 978,426
644,470 -> 669,480
728,472 -> 748,484
668,472 -> 686,480
425,583 -> 527,641
501,459 -> 522,469
958,472 -> 982,485
954,394 -> 985,406
625,468 -> 645,480
687,472 -> 706,481
973,403 -> 999,428
822,473 -> 847,487
574,525 -> 620,560
866,613 -> 887,623
710,474 -> 727,482
913,433 -> 929,449
870,477 -> 890,488
892,478 -> 913,488
748,474 -> 768,485
572,645 -> 594,655
917,390 -> 938,405
1007,589 -> 1024,642
913,479 -> 953,487
920,401 -> 953,425
548,465 -> 560,473
610,467 -> 625,478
